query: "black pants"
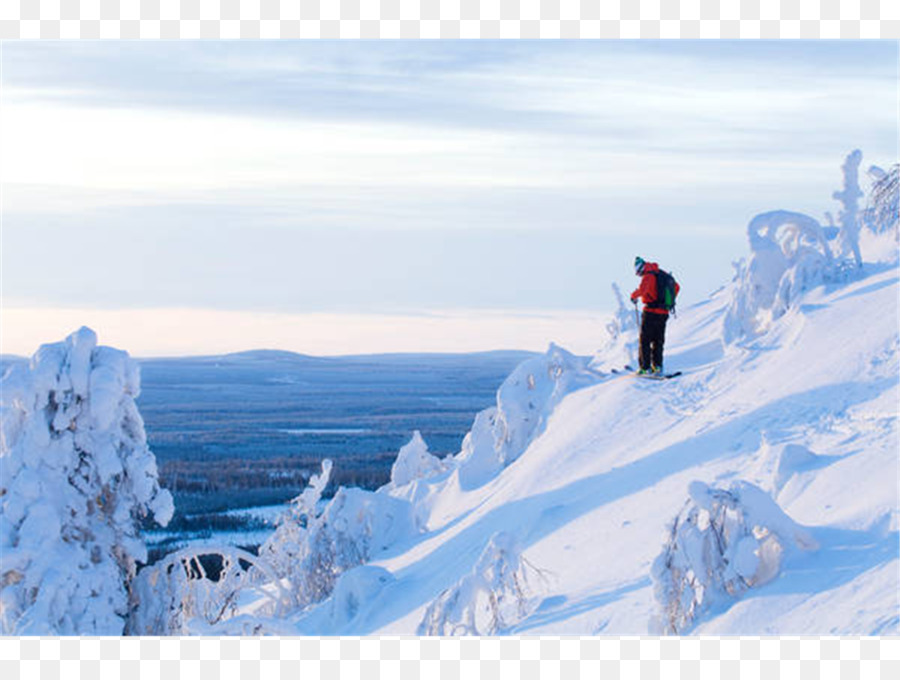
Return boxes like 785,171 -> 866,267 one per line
639,312 -> 668,371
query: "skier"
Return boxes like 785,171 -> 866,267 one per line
630,256 -> 680,375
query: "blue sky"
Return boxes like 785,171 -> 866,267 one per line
2,41 -> 897,355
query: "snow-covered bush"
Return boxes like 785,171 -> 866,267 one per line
256,460 -> 415,613
0,327 -> 174,635
417,531 -> 545,635
651,481 -> 817,635
455,344 -> 602,489
127,545 -> 288,635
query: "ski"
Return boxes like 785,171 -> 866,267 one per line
611,365 -> 682,380
636,371 -> 682,380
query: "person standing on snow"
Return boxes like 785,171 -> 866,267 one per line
631,256 -> 680,375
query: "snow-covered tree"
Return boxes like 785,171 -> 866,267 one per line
256,460 -> 415,613
385,430 -> 446,490
722,150 -> 885,342
722,210 -> 834,341
863,164 -> 899,235
417,531 -> 545,635
1,327 -> 174,635
833,149 -> 864,268
255,459 -> 333,609
378,431 -> 450,531
591,283 -> 639,372
860,164 -> 899,264
651,481 -> 817,635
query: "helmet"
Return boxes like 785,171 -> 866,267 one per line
634,256 -> 646,275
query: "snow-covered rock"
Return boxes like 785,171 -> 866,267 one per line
0,327 -> 173,635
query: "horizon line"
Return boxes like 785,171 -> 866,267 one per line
1,306 -> 617,359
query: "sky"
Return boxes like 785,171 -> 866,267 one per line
2,41 -> 897,356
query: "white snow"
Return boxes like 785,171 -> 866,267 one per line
4,151 -> 898,636
452,344 -> 603,491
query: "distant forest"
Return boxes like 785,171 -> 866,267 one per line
136,350 -> 533,538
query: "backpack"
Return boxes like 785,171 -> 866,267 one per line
651,270 -> 678,312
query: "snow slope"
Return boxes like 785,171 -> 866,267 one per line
282,260 -> 898,636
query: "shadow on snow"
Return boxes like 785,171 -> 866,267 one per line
346,373 -> 897,634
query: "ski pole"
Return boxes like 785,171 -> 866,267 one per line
633,299 -> 640,329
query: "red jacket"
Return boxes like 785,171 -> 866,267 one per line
631,262 -> 680,316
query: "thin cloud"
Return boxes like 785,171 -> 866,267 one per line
1,306 -> 610,358
2,41 -> 897,346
